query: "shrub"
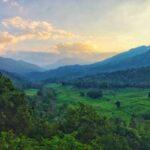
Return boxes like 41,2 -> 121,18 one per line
87,90 -> 103,99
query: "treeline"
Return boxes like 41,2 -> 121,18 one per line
65,67 -> 150,89
0,75 -> 150,149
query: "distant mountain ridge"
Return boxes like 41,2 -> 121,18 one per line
46,57 -> 90,69
28,45 -> 150,81
0,57 -> 42,75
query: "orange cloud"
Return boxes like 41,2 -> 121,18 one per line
53,42 -> 99,57
51,42 -> 116,62
0,32 -> 18,53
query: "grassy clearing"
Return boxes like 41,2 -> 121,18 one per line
25,89 -> 38,96
45,83 -> 150,122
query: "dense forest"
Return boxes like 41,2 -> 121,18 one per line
63,67 -> 150,89
0,74 -> 149,149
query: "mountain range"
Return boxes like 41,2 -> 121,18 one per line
4,51 -> 116,69
1,45 -> 150,85
28,45 -> 150,81
0,57 -> 42,75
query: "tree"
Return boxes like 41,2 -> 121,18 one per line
80,92 -> 85,97
0,75 -> 33,134
43,134 -> 90,150
148,92 -> 150,98
115,101 -> 121,108
87,90 -> 103,99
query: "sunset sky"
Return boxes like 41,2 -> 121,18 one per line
0,0 -> 150,66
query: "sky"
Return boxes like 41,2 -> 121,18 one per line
0,0 -> 150,66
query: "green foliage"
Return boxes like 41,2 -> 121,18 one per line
91,135 -> 131,150
115,101 -> 121,108
68,67 -> 150,89
0,75 -> 150,149
45,83 -> 150,122
57,104 -> 143,149
148,92 -> 150,98
0,75 -> 33,134
27,87 -> 57,120
0,131 -> 39,150
42,134 -> 90,150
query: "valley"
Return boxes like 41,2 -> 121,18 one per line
26,83 -> 150,122
1,1 -> 150,148
1,46 -> 150,149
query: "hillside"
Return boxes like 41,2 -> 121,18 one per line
46,57 -> 91,69
0,70 -> 30,88
28,46 -> 150,81
88,46 -> 150,72
0,57 -> 42,75
68,67 -> 150,88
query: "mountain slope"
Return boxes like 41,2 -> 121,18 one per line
28,45 -> 150,81
0,70 -> 29,88
87,46 -> 150,72
46,58 -> 90,69
94,45 -> 150,65
0,57 -> 42,74
68,67 -> 150,88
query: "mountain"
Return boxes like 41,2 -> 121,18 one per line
28,45 -> 150,81
0,70 -> 29,88
46,58 -> 91,69
0,57 -> 43,75
4,51 -> 61,67
96,45 -> 150,65
5,51 -> 117,68
88,45 -> 150,71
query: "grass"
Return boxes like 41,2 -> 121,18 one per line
25,88 -> 39,96
45,83 -> 150,122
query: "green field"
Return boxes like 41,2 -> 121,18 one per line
45,83 -> 150,122
25,88 -> 39,96
26,84 -> 150,122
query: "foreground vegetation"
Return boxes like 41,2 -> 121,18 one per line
0,75 -> 150,149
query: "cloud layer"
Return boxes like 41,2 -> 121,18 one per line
0,17 -> 74,53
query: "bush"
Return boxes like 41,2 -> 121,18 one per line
148,92 -> 150,98
87,90 -> 103,99
80,92 -> 85,97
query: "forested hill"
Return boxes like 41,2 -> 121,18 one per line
63,67 -> 150,88
0,70 -> 29,88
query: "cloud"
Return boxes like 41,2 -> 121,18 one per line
2,17 -> 74,39
0,17 -> 74,53
0,31 -> 32,53
0,32 -> 18,53
53,42 -> 100,57
51,42 -> 116,61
